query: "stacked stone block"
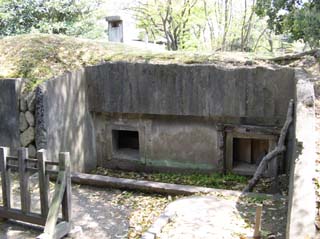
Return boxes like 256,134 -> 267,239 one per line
19,92 -> 36,157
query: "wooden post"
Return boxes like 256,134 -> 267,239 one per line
60,152 -> 71,222
0,147 -> 11,220
43,171 -> 67,237
18,147 -> 31,213
253,204 -> 263,238
37,149 -> 49,217
225,133 -> 234,172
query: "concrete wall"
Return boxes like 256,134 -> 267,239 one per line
86,62 -> 295,126
36,69 -> 96,172
87,62 -> 295,172
94,114 -> 222,172
286,69 -> 317,238
0,79 -> 21,151
0,62 -> 297,174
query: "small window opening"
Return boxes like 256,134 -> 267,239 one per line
233,138 -> 269,174
111,21 -> 121,28
112,130 -> 140,160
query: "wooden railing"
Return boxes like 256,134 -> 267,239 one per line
0,147 -> 71,239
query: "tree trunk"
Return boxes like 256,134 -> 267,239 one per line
221,0 -> 229,51
243,99 -> 294,193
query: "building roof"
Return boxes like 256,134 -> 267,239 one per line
105,16 -> 122,22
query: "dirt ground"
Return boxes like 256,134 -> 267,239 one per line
158,194 -> 287,239
0,184 -> 131,239
0,180 -> 288,239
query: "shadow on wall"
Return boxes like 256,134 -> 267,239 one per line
0,79 -> 20,151
36,69 -> 96,172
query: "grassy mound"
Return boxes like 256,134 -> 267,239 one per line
0,34 -> 270,91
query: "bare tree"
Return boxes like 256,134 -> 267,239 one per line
221,0 -> 232,51
240,0 -> 256,51
203,0 -> 215,50
132,0 -> 198,50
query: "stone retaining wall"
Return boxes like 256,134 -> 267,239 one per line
19,92 -> 36,157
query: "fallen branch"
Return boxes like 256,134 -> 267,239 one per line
243,99 -> 294,193
268,49 -> 320,62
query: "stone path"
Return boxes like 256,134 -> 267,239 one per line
156,195 -> 287,239
0,185 -> 130,239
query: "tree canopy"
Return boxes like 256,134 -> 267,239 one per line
255,0 -> 320,48
0,0 -> 102,37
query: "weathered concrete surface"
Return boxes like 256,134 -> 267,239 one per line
36,69 -> 96,172
87,62 -> 296,172
94,115 -> 221,172
71,172 -> 274,198
286,69 -> 317,239
0,79 -> 21,150
145,195 -> 287,239
86,63 -> 295,126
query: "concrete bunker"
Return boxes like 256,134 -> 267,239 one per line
106,16 -> 123,42
0,61 -> 316,238
83,62 -> 295,175
1,62 -> 296,175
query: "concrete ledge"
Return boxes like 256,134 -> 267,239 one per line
286,69 -> 317,238
71,172 -> 275,199
71,172 -> 240,196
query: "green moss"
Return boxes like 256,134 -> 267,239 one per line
0,33 -> 271,91
92,167 -> 248,190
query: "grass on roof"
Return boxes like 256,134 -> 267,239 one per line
0,34 -> 271,91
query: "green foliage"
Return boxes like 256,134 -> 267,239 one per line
132,0 -> 198,50
93,167 -> 248,190
290,5 -> 320,48
239,194 -> 269,204
0,0 -> 104,37
255,0 -> 320,48
0,34 -> 269,91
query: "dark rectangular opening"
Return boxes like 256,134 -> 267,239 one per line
111,21 -> 121,28
117,130 -> 139,150
112,130 -> 140,160
233,138 -> 269,174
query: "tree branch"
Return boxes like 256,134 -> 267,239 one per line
243,99 -> 294,193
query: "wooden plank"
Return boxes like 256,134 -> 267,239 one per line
43,171 -> 66,236
0,207 -> 46,225
253,204 -> 263,238
18,147 -> 31,213
38,149 -> 49,218
60,152 -> 72,222
225,133 -> 233,172
46,161 -> 60,166
251,139 -> 269,165
53,221 -> 71,239
26,158 -> 38,163
7,156 -> 18,162
0,147 -> 11,209
7,164 -> 18,170
37,222 -> 70,239
235,138 -> 252,164
231,132 -> 277,140
267,140 -> 278,177
224,124 -> 280,135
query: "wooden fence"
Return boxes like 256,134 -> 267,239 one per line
0,147 -> 71,239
